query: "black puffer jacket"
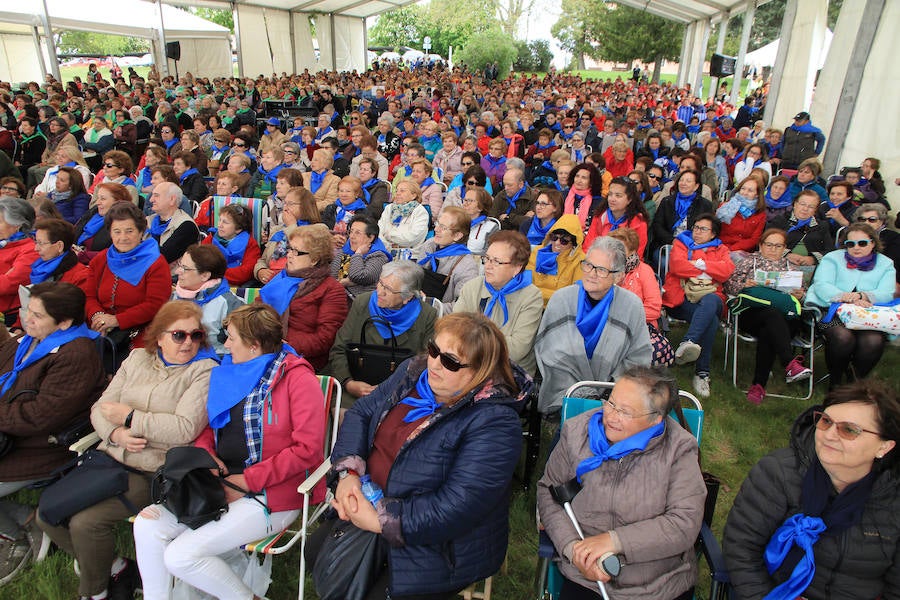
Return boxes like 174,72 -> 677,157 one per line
723,406 -> 900,599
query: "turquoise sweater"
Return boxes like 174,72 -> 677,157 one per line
806,250 -> 896,308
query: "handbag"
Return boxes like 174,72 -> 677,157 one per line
681,277 -> 718,303
836,300 -> 900,335
347,317 -> 414,386
420,255 -> 463,299
727,286 -> 802,318
311,519 -> 388,600
648,323 -> 674,367
38,449 -> 141,526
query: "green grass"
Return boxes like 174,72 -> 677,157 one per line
565,70 -> 752,97
1,330 -> 898,599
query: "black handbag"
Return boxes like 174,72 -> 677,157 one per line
312,519 -> 388,600
346,317 -> 414,386
38,449 -> 141,526
420,255 -> 463,300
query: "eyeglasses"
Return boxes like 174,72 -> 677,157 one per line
843,239 -> 872,248
103,162 -> 118,169
33,237 -> 57,247
605,398 -> 657,420
0,185 -> 19,193
692,225 -> 712,233
534,200 -> 553,208
761,242 -> 786,249
283,149 -> 297,155
857,216 -> 881,224
427,340 -> 470,372
795,202 -> 819,210
164,329 -> 206,343
233,142 -> 247,148
376,278 -> 401,294
813,411 -> 881,440
548,233 -> 574,246
175,262 -> 199,272
287,246 -> 310,257
563,125 -> 574,129
465,179 -> 478,186
647,174 -> 659,179
434,222 -> 453,233
461,162 -> 475,167
580,260 -> 620,277
482,255 -> 514,266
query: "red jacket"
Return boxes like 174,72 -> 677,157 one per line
719,212 -> 766,253
0,239 -> 39,314
283,277 -> 348,371
201,234 -> 261,286
662,239 -> 735,308
583,213 -> 648,258
194,352 -> 326,511
85,251 -> 172,348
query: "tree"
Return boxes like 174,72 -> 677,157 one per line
490,0 -> 536,38
188,7 -> 234,32
456,30 -> 517,79
57,31 -> 148,56
594,5 -> 683,83
513,40 -> 553,72
368,6 -> 423,51
551,0 -> 608,70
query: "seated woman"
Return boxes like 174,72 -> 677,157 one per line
92,150 -> 139,206
136,146 -> 167,201
608,227 -> 672,367
856,202 -> 900,293
173,244 -> 243,355
378,180 -> 430,254
201,203 -> 261,286
0,282 -> 105,496
0,199 -> 38,326
806,223 -> 896,388
526,214 -> 585,307
628,170 -> 657,222
724,228 -> 811,404
520,189 -> 564,246
462,186 -> 500,255
31,146 -> 92,204
302,148 -> 341,213
258,224 -> 348,371
30,219 -> 90,292
329,260 -> 438,402
263,166 -> 303,232
309,312 -> 532,600
583,176 -> 650,257
82,116 -> 115,158
173,151 -> 208,206
411,158 -> 444,216
358,156 -> 390,221
717,175 -> 767,258
771,190 -> 834,279
538,366 -> 707,600
322,175 -> 369,242
74,182 -> 132,265
48,165 -> 90,225
787,158 -> 827,204
650,169 -> 714,262
331,214 -> 392,298
37,300 -> 217,600
134,304 -> 325,600
195,171 -> 242,232
0,178 -> 25,200
456,231 -> 543,374
444,164 -> 492,208
662,213 -> 735,399
534,237 -> 652,414
413,206 -> 480,308
724,380 -> 899,600
764,175 -> 792,224
85,202 -> 172,362
733,142 -> 772,184
224,152 -> 253,197
254,186 -> 320,285
818,180 -> 858,239
148,181 -> 201,273
565,164 -> 605,232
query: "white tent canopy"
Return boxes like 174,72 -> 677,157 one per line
745,28 -> 833,70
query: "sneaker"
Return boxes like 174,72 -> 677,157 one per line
107,558 -> 139,600
746,384 -> 766,405
675,341 -> 702,365
785,357 -> 812,383
692,374 -> 710,398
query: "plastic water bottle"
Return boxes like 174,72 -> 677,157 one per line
359,475 -> 383,507
399,248 -> 412,261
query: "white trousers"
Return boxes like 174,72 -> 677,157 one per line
134,498 -> 298,600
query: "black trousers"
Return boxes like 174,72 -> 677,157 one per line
560,577 -> 694,600
821,323 -> 886,386
737,306 -> 800,386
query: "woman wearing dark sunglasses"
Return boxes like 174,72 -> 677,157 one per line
806,223 -> 896,387
526,213 -> 585,307
311,312 -> 533,600
724,379 -> 899,600
855,203 -> 900,292
38,301 -> 218,600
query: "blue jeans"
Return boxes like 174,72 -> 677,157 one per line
668,293 -> 723,374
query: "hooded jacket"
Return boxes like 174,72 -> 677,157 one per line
526,214 -> 585,306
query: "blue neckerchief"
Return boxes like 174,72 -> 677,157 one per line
419,134 -> 440,145
484,270 -> 533,325
419,243 -> 471,271
259,269 -> 303,314
559,131 -> 573,141
157,346 -> 218,367
825,200 -> 847,226
535,142 -> 554,150
575,410 -> 665,483
77,213 -> 105,245
766,188 -> 793,210
30,252 -> 67,284
651,185 -> 661,194
149,215 -> 169,237
399,370 -> 442,423
485,155 -> 506,167
191,279 -> 231,306
368,292 -> 422,337
211,144 -> 229,155
361,177 -> 380,203
122,176 -> 136,188
506,185 -> 527,214
420,176 -> 436,189
788,218 -> 812,233
526,217 -> 556,245
573,148 -> 584,163
762,513 -> 826,600
106,238 -> 161,285
674,191 -> 695,229
738,202 -> 756,219
0,324 -> 99,395
136,166 -> 152,189
257,163 -> 284,184
471,215 -> 487,227
606,208 -> 627,230
315,126 -> 333,141
540,160 -> 555,172
575,281 -> 614,359
206,352 -> 276,428
309,169 -> 326,193
335,197 -> 367,223
534,244 -> 559,275
676,231 -> 723,260
179,168 -> 199,184
269,229 -> 286,244
163,138 -> 177,150
211,229 -> 250,268
341,237 -> 391,262
404,165 -> 412,177
0,232 -> 26,248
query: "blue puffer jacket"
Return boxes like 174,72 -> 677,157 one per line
331,356 -> 532,596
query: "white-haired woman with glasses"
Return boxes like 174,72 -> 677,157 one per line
724,379 -> 899,600
534,236 -> 652,414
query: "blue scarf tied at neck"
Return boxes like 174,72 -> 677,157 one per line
341,237 -> 391,262
418,243 -> 471,271
505,186 -> 527,214
335,198 -> 367,223
211,229 -> 250,268
575,410 -> 665,483
0,324 -> 99,396
766,188 -> 794,210
30,253 -> 67,284
259,270 -> 304,315
673,191 -> 696,231
207,351 -> 275,428
484,270 -> 532,325
361,178 -> 380,203
399,370 -> 442,423
107,239 -> 161,285
676,230 -> 722,260
257,163 -> 285,184
534,244 -> 559,275
788,217 -> 812,233
77,213 -> 105,245
158,346 -> 218,367
309,170 -> 326,194
149,215 -> 169,238
368,292 -> 422,338
192,279 -> 231,306
526,217 -> 556,246
179,168 -> 199,184
606,209 -> 627,231
575,281 -> 615,359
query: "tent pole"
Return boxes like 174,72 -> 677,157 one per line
39,0 -> 60,81
233,2 -> 244,78
289,10 -> 297,75
32,26 -> 48,81
330,13 -> 337,71
730,0 -> 756,105
362,17 -> 368,71
154,0 -> 170,78
711,12 -> 729,106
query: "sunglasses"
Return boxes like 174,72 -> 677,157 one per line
233,143 -> 247,148
465,179 -> 478,185
103,163 -> 118,169
427,340 -> 470,372
165,329 -> 206,343
548,233 -> 574,246
647,174 -> 660,179
813,411 -> 881,440
857,216 -> 881,223
843,239 -> 872,248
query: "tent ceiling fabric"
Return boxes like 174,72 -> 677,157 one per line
610,0 -> 773,25
163,0 -> 420,19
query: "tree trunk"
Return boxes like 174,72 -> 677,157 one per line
577,52 -> 586,70
651,54 -> 662,84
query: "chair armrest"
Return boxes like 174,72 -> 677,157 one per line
698,522 -> 730,585
69,432 -> 101,455
297,458 -> 332,495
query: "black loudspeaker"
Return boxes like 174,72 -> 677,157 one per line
165,41 -> 181,61
710,53 -> 737,77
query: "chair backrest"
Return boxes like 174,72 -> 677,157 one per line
778,168 -> 798,179
317,375 -> 343,458
657,244 -> 672,284
231,286 -> 261,304
211,195 -> 268,245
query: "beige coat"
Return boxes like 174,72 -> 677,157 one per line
302,170 -> 342,212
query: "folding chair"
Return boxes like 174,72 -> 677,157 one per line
210,195 -> 269,246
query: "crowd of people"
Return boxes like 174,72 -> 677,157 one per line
0,57 -> 895,600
